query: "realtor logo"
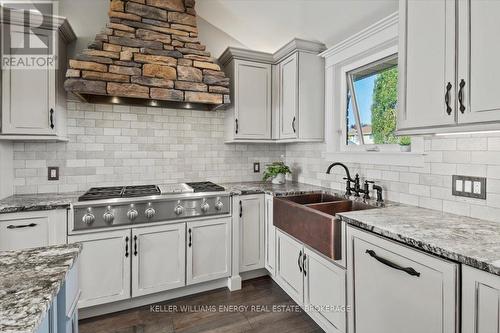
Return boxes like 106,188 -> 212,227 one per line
1,1 -> 58,69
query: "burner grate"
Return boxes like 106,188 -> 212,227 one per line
78,185 -> 160,201
185,181 -> 225,193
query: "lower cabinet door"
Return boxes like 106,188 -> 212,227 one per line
349,227 -> 458,333
304,248 -> 346,333
239,194 -> 265,272
68,229 -> 131,308
276,230 -> 304,305
462,265 -> 500,333
131,223 -> 186,297
186,217 -> 231,285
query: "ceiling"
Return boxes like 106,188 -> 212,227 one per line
196,0 -> 398,53
57,0 -> 398,57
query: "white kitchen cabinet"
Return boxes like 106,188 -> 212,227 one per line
275,229 -> 347,332
398,0 -> 500,135
462,265 -> 500,333
276,45 -> 325,141
304,248 -> 346,333
0,210 -> 67,251
0,17 -> 75,140
219,39 -> 325,143
457,0 -> 500,124
221,50 -> 273,142
264,194 -> 276,276
131,223 -> 186,297
238,195 -> 265,273
275,229 -> 305,305
279,53 -> 299,139
398,0 -> 456,132
347,226 -> 458,333
68,229 -> 131,308
186,217 -> 231,285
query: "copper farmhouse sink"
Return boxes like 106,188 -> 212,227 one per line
273,194 -> 376,260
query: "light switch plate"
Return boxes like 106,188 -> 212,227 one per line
253,162 -> 260,173
48,167 -> 59,181
452,175 -> 486,199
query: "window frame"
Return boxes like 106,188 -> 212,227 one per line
339,46 -> 402,153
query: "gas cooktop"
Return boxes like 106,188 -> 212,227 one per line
78,185 -> 161,202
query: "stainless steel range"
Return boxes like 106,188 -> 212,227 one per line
72,182 -> 231,232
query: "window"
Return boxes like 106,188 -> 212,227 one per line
345,54 -> 409,149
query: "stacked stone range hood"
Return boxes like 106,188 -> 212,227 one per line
64,0 -> 230,110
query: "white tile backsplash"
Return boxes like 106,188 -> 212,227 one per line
285,137 -> 500,223
12,102 -> 285,194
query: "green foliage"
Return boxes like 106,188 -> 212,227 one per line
371,66 -> 400,144
399,136 -> 411,146
263,162 -> 292,181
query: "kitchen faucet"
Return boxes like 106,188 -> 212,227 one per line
326,162 -> 384,202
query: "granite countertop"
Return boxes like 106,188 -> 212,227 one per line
0,243 -> 82,333
339,206 -> 500,276
0,193 -> 80,214
221,181 -> 331,196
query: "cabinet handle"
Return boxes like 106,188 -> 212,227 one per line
188,228 -> 192,247
49,108 -> 55,130
133,235 -> 138,256
125,236 -> 129,258
366,250 -> 420,277
235,119 -> 239,134
292,117 -> 296,133
302,253 -> 307,277
445,82 -> 452,115
239,200 -> 243,218
458,79 -> 466,114
298,250 -> 303,273
7,223 -> 37,229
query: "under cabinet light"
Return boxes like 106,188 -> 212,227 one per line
435,130 -> 500,136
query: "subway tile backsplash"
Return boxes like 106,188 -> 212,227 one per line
12,102 -> 285,194
286,136 -> 500,223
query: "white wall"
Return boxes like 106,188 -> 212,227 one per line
0,142 -> 13,199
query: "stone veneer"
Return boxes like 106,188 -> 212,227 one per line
64,0 -> 230,106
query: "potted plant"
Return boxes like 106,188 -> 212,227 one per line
399,136 -> 411,152
263,162 -> 292,184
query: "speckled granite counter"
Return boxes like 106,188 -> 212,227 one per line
0,193 -> 80,214
221,181 -> 330,196
339,206 -> 500,276
0,244 -> 81,333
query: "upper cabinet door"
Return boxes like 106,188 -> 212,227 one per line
279,53 -> 299,139
234,60 -> 272,139
131,223 -> 186,298
457,0 -> 500,124
398,0 -> 456,131
1,25 -> 56,135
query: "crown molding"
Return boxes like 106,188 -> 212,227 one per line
0,6 -> 76,43
320,12 -> 398,62
219,47 -> 274,67
273,38 -> 326,63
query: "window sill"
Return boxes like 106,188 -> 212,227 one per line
324,151 -> 425,167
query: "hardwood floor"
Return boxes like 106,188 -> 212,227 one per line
79,276 -> 323,333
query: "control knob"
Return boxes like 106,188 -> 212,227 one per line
174,201 -> 184,216
82,208 -> 95,225
201,199 -> 210,213
127,205 -> 138,221
103,206 -> 114,224
215,197 -> 224,211
145,203 -> 156,219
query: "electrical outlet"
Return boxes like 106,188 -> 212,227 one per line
452,175 -> 486,199
253,162 -> 260,173
48,167 -> 59,181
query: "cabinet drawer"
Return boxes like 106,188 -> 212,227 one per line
0,217 -> 50,250
348,227 -> 458,333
